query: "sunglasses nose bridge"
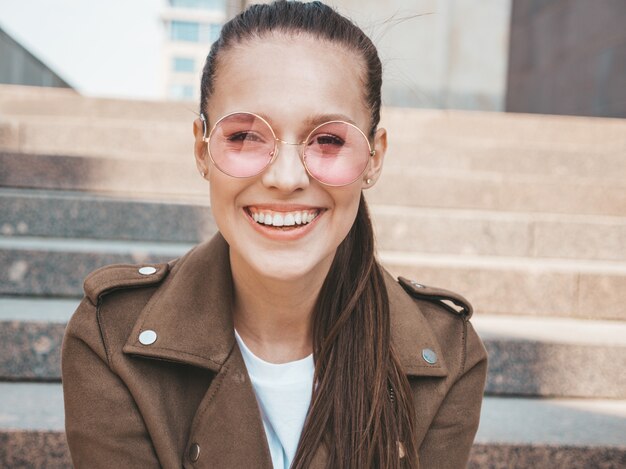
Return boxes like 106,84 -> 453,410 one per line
272,137 -> 307,161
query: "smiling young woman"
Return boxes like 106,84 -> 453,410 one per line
61,2 -> 487,468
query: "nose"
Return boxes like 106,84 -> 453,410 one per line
260,141 -> 310,192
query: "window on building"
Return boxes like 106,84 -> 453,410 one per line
169,84 -> 195,100
172,57 -> 195,73
171,21 -> 199,42
169,0 -> 226,11
170,20 -> 221,43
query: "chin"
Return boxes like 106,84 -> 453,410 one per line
245,247 -> 335,283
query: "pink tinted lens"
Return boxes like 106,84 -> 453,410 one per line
209,113 -> 275,177
304,122 -> 371,185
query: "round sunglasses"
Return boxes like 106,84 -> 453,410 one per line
201,112 -> 375,186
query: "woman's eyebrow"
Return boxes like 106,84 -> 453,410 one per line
305,113 -> 357,126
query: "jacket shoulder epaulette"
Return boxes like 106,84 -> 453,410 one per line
83,263 -> 170,305
398,276 -> 473,319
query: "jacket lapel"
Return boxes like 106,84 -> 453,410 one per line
386,272 -> 449,378
123,234 -> 273,467
184,341 -> 274,468
123,233 -> 236,370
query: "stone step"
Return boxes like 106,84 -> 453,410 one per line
3,151 -> 625,217
471,396 -> 626,468
371,205 -> 626,262
2,299 -> 624,398
0,298 -> 78,382
0,383 -> 69,469
367,167 -> 626,217
3,189 -> 625,262
0,188 -> 217,244
0,151 -> 207,199
1,237 -> 624,320
0,237 -> 190,297
383,141 -> 626,180
2,84 -> 624,149
0,84 -> 195,122
1,116 -> 192,160
1,382 -> 625,468
473,315 -> 626,399
381,251 -> 626,321
380,108 -> 626,151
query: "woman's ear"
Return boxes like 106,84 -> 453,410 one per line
193,117 -> 209,179
363,127 -> 387,189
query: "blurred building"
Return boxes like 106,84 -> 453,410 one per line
0,25 -> 73,90
161,0 -> 514,111
506,0 -> 626,118
161,0 -> 244,101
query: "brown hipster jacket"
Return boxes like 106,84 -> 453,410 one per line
62,232 -> 488,468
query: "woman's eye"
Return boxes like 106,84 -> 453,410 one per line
312,134 -> 345,146
228,131 -> 263,142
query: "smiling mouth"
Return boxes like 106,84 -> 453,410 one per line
245,207 -> 323,229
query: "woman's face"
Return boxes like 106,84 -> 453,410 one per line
194,34 -> 386,282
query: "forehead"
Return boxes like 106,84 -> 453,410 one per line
207,34 -> 370,131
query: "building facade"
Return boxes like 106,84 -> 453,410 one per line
161,0 -> 245,101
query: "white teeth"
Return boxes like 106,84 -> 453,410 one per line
284,213 -> 295,226
250,209 -> 320,227
272,213 -> 284,226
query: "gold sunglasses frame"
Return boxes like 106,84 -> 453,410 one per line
200,111 -> 375,187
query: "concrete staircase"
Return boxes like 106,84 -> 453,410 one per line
1,84 -> 625,468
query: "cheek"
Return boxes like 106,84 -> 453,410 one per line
330,186 -> 362,234
208,174 -> 240,231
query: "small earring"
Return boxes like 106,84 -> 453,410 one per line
366,178 -> 372,184
200,170 -> 207,178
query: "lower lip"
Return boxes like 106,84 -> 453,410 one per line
244,209 -> 325,241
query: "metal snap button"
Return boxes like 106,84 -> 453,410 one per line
189,443 -> 200,462
422,348 -> 437,364
138,266 -> 157,276
138,330 -> 157,345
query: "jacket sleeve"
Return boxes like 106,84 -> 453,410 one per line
61,298 -> 161,468
418,320 -> 488,469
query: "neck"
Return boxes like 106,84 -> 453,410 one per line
230,250 -> 331,364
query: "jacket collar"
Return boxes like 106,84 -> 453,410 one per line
123,233 -> 448,378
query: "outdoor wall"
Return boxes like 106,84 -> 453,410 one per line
506,0 -> 626,118
328,0 -> 512,111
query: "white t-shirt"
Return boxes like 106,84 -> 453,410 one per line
235,330 -> 315,469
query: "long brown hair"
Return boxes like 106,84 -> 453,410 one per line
200,2 -> 417,467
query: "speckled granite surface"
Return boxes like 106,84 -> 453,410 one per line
0,431 -> 71,469
0,247 -> 182,297
484,339 -> 626,399
0,151 -> 205,197
0,189 -> 217,243
0,321 -> 65,380
469,443 -> 626,469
